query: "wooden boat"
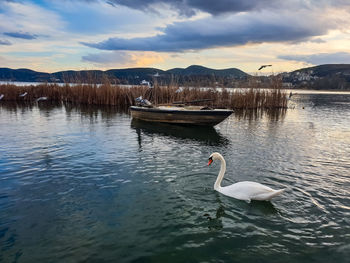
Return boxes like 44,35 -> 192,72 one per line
130,105 -> 233,126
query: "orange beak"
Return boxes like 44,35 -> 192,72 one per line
208,159 -> 213,166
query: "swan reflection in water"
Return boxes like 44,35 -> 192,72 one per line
131,119 -> 229,149
204,204 -> 225,230
204,198 -> 279,230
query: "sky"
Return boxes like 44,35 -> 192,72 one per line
0,0 -> 350,74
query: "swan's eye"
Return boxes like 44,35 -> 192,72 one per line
208,157 -> 213,166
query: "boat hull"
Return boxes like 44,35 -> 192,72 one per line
130,106 -> 233,126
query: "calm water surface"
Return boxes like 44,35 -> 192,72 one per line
1,92 -> 350,262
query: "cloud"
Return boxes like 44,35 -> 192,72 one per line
0,39 -> 11,45
82,51 -> 165,67
82,10 -> 337,52
1,0 -> 349,72
106,0 -> 350,16
82,51 -> 133,64
278,52 -> 350,65
309,38 -> 326,43
106,0 -> 245,16
0,1 -> 65,38
4,31 -> 38,40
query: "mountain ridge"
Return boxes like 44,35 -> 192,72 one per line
0,65 -> 248,84
280,64 -> 350,89
1,64 -> 350,89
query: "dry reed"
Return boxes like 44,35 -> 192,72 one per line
0,81 -> 288,110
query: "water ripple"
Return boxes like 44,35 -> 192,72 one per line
1,97 -> 350,262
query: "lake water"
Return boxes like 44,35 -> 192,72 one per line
1,92 -> 350,262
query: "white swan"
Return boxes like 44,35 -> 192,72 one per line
208,152 -> 284,202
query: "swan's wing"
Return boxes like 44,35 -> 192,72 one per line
219,181 -> 283,201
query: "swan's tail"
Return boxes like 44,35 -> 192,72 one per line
268,188 -> 285,200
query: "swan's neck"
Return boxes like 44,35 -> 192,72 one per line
214,155 -> 226,190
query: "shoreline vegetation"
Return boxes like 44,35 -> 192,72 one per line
0,79 -> 288,111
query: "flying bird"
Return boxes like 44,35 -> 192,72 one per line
19,92 -> 28,97
258,65 -> 272,70
0,94 -> 4,100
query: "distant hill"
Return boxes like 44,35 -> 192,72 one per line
281,64 -> 350,90
0,68 -> 53,82
167,65 -> 247,78
2,64 -> 350,89
106,68 -> 167,84
294,64 -> 350,77
0,65 -> 248,85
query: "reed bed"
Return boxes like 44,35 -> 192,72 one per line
0,82 -> 288,110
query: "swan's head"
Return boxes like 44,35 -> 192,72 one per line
208,152 -> 222,166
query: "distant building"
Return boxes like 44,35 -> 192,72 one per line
140,80 -> 150,85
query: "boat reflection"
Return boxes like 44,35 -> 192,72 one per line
131,119 -> 228,147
